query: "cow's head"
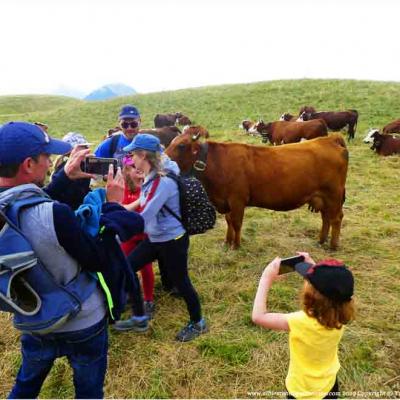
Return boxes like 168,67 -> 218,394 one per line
175,112 -> 183,118
177,115 -> 192,125
253,120 -> 272,134
280,113 -> 293,121
240,120 -> 254,132
166,126 -> 208,173
182,125 -> 209,138
363,129 -> 380,143
298,112 -> 309,121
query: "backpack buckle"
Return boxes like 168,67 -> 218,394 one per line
193,160 -> 206,171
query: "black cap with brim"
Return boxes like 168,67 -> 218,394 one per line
295,260 -> 354,302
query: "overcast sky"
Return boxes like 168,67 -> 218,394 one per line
1,0 -> 399,97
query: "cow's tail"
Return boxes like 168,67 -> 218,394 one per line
342,188 -> 346,205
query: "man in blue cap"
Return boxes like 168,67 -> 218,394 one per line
0,121 -> 143,398
95,104 -> 141,165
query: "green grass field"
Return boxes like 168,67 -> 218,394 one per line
0,79 -> 399,398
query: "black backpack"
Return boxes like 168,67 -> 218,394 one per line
163,173 -> 216,235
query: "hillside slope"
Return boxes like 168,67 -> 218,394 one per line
1,79 -> 400,142
0,95 -> 81,118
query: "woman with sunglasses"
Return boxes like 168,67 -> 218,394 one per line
95,104 -> 141,165
113,134 -> 208,342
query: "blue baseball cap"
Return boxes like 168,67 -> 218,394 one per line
0,121 -> 72,165
123,134 -> 163,153
119,105 -> 140,120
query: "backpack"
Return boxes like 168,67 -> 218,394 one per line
0,189 -> 98,334
163,173 -> 216,235
109,133 -> 122,158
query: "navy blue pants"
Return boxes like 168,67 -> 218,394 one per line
9,317 -> 108,399
127,234 -> 202,322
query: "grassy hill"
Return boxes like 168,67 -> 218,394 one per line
0,94 -> 81,119
0,79 -> 399,398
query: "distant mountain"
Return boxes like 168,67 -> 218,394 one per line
84,83 -> 137,101
53,85 -> 86,99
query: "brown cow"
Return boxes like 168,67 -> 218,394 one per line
154,112 -> 192,128
367,131 -> 400,156
166,131 -> 348,250
299,110 -> 358,140
254,120 -> 328,145
382,119 -> 400,134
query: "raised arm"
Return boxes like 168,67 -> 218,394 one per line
252,257 -> 289,331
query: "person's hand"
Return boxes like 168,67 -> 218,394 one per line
106,165 -> 124,203
261,256 -> 281,282
296,251 -> 316,265
64,147 -> 95,180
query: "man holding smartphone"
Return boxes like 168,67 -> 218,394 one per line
0,121 -> 144,398
95,104 -> 141,165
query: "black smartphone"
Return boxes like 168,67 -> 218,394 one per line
81,156 -> 118,175
278,255 -> 305,275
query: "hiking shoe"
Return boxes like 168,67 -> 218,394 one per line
175,318 -> 208,342
144,301 -> 155,319
112,316 -> 149,332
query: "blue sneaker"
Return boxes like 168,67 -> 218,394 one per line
112,316 -> 149,332
175,318 -> 208,342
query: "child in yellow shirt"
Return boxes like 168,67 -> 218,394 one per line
252,252 -> 355,399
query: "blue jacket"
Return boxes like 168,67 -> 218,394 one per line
76,191 -> 144,322
140,156 -> 185,242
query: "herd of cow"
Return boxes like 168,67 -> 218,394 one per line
240,106 -> 358,142
105,108 -> 398,251
240,105 -> 400,156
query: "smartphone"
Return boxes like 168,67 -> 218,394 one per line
81,156 -> 118,175
278,255 -> 305,275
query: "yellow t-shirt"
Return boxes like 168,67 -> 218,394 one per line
286,310 -> 344,399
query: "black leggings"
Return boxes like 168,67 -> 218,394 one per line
127,234 -> 202,322
287,379 -> 339,399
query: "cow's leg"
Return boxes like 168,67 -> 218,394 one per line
225,213 -> 235,247
319,210 -> 331,245
348,122 -> 356,140
329,206 -> 344,250
228,203 -> 245,249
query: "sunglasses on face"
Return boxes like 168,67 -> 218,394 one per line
121,121 -> 140,129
